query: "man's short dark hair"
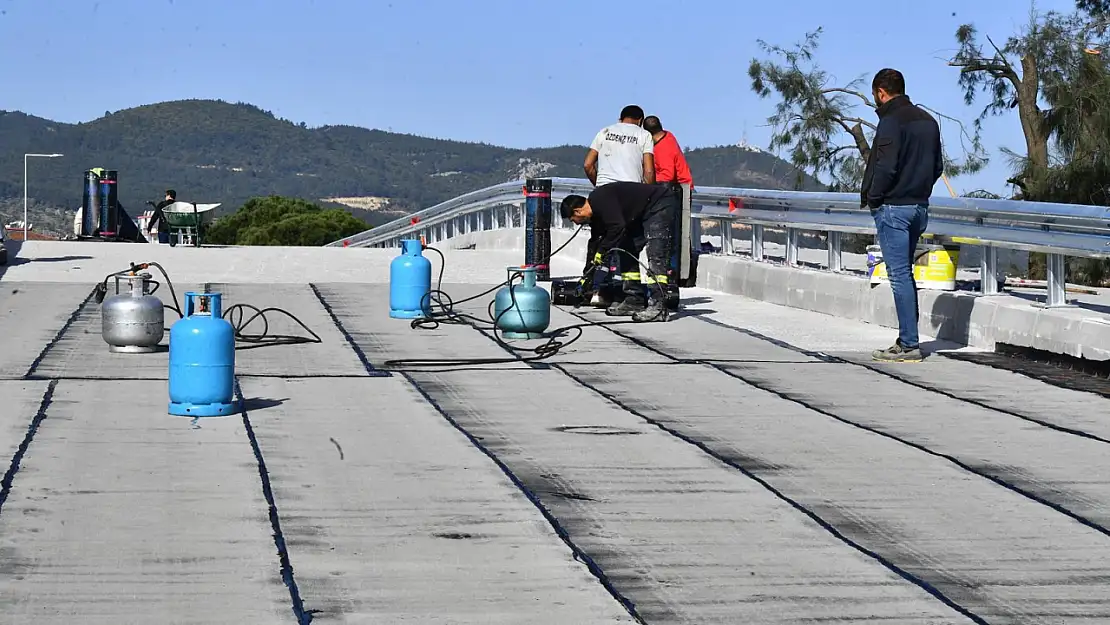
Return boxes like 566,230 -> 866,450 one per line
643,115 -> 663,134
560,194 -> 587,219
619,105 -> 645,121
165,189 -> 177,199
872,69 -> 905,96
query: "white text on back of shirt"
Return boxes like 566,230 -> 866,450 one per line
590,122 -> 653,186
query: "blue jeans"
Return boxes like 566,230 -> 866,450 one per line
873,204 -> 929,348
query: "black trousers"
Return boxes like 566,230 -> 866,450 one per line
613,185 -> 680,306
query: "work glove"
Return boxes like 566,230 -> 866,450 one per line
573,277 -> 593,308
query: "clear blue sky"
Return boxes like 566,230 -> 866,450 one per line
0,0 -> 1077,196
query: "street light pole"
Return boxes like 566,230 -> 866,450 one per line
23,153 -> 64,241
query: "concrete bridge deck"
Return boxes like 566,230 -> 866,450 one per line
1,241 -> 1110,624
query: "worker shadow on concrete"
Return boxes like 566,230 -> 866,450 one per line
918,339 -> 970,358
0,240 -> 92,279
241,396 -> 288,412
4,255 -> 94,269
682,296 -> 712,306
925,292 -> 974,349
672,298 -> 718,319
670,308 -> 717,319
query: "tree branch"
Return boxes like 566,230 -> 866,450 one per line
835,119 -> 872,160
838,116 -> 877,130
916,102 -> 985,151
821,87 -> 875,108
820,144 -> 858,158
949,58 -> 1023,89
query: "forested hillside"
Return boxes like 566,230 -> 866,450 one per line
0,99 -> 822,234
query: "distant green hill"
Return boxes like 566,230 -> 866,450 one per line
0,99 -> 824,235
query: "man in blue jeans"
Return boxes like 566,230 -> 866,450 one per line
861,68 -> 944,363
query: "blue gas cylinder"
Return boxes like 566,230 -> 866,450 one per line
493,266 -> 551,339
390,239 -> 432,319
168,292 -> 238,417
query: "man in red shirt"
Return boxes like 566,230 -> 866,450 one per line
643,116 -> 696,297
643,116 -> 693,187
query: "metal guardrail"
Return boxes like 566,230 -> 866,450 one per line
327,177 -> 1110,307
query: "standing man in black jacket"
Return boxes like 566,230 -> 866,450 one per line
860,68 -> 944,363
147,189 -> 176,245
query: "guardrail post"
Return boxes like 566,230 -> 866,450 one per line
1045,253 -> 1068,307
979,245 -> 999,295
720,221 -> 733,254
524,178 -> 552,281
751,225 -> 764,261
786,228 -> 799,266
827,231 -> 842,272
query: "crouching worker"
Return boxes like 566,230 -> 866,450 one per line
560,182 -> 680,322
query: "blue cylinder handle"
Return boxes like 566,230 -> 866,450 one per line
184,292 -> 223,319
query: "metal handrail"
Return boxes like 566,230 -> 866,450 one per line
327,177 -> 1110,306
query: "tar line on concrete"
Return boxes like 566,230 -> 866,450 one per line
0,380 -> 57,517
456,308 -> 990,624
233,378 -> 313,625
22,287 -> 97,380
946,347 -> 1110,400
309,287 -> 648,624
308,283 -> 390,378
574,310 -> 1110,537
693,315 -> 1110,446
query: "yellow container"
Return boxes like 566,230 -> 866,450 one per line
868,244 -> 959,291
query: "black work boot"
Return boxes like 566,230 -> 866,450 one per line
606,298 -> 645,317
632,299 -> 669,322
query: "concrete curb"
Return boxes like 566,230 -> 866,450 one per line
697,253 -> 1110,361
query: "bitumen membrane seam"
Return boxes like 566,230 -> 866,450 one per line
299,287 -> 1101,623
0,372 -> 313,624
308,283 -> 390,378
10,283 -> 1104,622
233,377 -> 312,625
572,311 -> 1110,539
455,309 -> 989,623
22,286 -> 97,380
309,287 -> 648,624
203,280 -> 312,624
691,315 -> 1110,446
0,380 -> 56,519
547,363 -> 990,625
946,348 -> 1110,401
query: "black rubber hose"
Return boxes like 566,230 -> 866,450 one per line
95,262 -> 321,350
381,237 -> 670,369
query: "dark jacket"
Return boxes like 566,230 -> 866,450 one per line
588,182 -> 667,261
149,198 -> 173,230
860,95 -> 943,209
